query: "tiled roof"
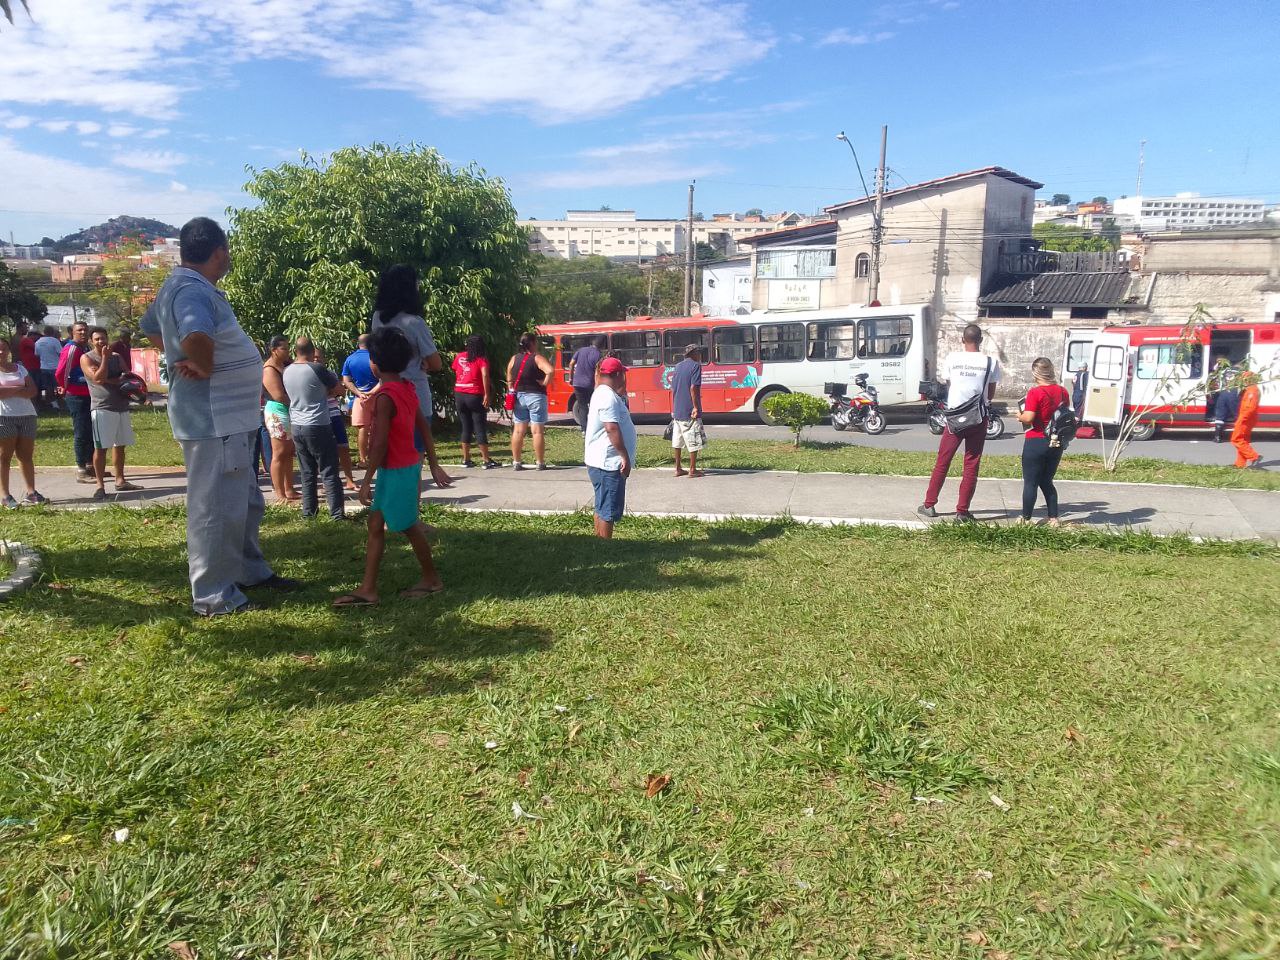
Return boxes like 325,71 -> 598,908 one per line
978,271 -> 1141,307
735,220 -> 837,246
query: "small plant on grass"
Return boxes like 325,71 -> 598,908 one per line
752,683 -> 989,793
762,393 -> 829,448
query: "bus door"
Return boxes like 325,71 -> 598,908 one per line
558,332 -> 600,385
1085,333 -> 1130,425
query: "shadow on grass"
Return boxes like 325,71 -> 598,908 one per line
18,509 -> 786,711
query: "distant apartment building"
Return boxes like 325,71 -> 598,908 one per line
521,210 -> 811,260
0,243 -> 52,259
1112,193 -> 1266,232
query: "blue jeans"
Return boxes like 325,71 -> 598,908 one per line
65,394 -> 92,470
588,466 -> 626,522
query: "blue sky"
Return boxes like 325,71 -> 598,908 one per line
1,0 -> 1276,242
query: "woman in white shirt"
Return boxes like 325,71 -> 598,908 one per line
0,337 -> 45,507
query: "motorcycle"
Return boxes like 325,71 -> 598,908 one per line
825,374 -> 887,435
919,379 -> 1005,440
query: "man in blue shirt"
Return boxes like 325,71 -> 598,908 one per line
669,342 -> 705,477
568,335 -> 605,432
341,333 -> 377,464
141,217 -> 297,616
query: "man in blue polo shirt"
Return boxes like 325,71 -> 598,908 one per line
141,217 -> 298,616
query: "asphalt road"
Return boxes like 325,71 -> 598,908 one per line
548,409 -> 1278,469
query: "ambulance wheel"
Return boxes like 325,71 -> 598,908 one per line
1131,421 -> 1156,441
755,389 -> 788,426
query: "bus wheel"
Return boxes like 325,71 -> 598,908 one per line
755,388 -> 788,425
571,397 -> 587,428
1130,420 -> 1157,441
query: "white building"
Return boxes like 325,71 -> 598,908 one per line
700,256 -> 753,316
0,243 -> 52,259
521,210 -> 800,261
1113,193 -> 1266,232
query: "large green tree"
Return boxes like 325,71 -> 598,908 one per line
1032,222 -> 1115,253
0,261 -> 46,335
534,256 -> 687,323
224,143 -> 538,372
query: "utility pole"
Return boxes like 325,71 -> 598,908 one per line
1136,139 -> 1147,196
683,180 -> 695,315
868,125 -> 888,307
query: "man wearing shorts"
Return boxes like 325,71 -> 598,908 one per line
341,333 -> 377,465
81,326 -> 141,500
583,356 -> 636,539
669,342 -> 705,477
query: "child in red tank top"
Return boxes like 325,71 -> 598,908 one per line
334,327 -> 454,608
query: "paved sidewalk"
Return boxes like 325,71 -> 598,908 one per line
19,464 -> 1280,542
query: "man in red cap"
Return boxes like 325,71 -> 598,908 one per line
583,356 -> 636,538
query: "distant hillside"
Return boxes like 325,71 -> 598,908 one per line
53,216 -> 180,253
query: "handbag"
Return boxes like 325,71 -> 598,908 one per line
504,352 -> 532,412
663,421 -> 674,441
943,356 -> 992,433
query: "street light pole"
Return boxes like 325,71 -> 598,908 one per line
836,127 -> 887,306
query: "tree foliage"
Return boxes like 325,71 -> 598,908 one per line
1050,193 -> 1071,206
82,241 -> 172,328
534,256 -> 687,323
763,392 -> 829,447
224,144 -> 539,369
1032,222 -> 1115,253
0,261 -> 46,333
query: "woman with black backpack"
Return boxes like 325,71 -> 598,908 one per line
1016,357 -> 1073,526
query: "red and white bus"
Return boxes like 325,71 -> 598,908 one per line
537,304 -> 933,423
1064,318 -> 1280,439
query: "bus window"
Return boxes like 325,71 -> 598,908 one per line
807,320 -> 856,360
559,333 -> 601,381
713,325 -> 757,365
857,316 -> 912,358
758,323 -> 804,363
611,330 -> 661,367
663,328 -> 708,365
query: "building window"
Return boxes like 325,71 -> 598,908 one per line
1136,344 -> 1202,380
756,247 -> 837,279
854,253 -> 870,279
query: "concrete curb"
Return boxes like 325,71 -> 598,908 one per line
0,540 -> 41,600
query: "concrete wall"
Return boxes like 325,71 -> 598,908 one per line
1141,232 -> 1280,323
1142,233 -> 1279,274
940,318 -> 1074,399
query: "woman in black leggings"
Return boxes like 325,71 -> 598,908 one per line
451,335 -> 498,468
1016,357 -> 1072,526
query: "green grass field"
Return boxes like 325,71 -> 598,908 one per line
2,507 -> 1277,958
29,407 -> 1280,491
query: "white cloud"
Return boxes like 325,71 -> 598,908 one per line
169,181 -> 190,193
38,120 -> 73,133
329,0 -> 771,121
818,29 -> 895,46
533,130 -> 750,189
1,0 -> 771,125
75,121 -> 102,135
113,149 -> 189,175
107,124 -> 139,138
533,158 -> 729,190
0,136 -> 226,224
2,116 -> 34,129
141,128 -> 170,140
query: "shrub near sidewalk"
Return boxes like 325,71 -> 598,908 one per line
1,507 -> 1279,957
761,392 -> 829,448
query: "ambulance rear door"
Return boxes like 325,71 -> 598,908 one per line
1085,333 -> 1130,425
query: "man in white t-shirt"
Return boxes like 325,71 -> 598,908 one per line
583,356 -> 636,539
919,324 -> 1001,522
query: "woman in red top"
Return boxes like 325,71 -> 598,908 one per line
1016,357 -> 1072,525
450,335 -> 497,469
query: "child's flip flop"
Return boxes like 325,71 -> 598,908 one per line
398,584 -> 444,600
333,593 -> 377,608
